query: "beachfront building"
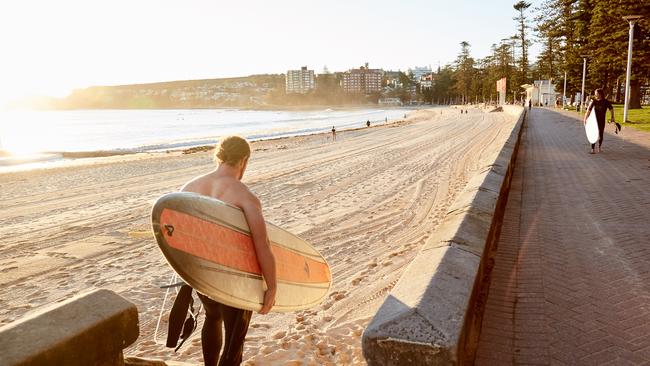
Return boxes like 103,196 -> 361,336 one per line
522,80 -> 559,107
342,64 -> 383,94
420,73 -> 434,91
410,66 -> 432,83
378,97 -> 403,106
383,70 -> 402,88
286,66 -> 315,94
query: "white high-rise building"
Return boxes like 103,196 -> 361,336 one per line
286,66 -> 315,94
411,66 -> 432,82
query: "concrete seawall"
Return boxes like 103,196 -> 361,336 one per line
362,106 -> 526,365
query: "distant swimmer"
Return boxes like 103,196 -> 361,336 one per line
180,136 -> 277,365
331,126 -> 336,141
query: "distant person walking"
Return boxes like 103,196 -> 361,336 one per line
366,120 -> 370,127
331,126 -> 336,141
584,88 -> 616,154
528,99 -> 532,110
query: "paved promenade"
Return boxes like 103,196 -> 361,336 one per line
475,108 -> 650,365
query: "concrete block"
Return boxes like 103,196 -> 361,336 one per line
363,246 -> 480,365
431,212 -> 492,256
0,289 -> 139,366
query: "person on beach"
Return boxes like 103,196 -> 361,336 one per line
331,126 -> 336,141
583,88 -> 616,154
180,136 -> 277,366
366,120 -> 370,127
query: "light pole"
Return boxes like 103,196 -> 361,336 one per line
580,55 -> 588,112
623,15 -> 643,123
563,71 -> 567,109
502,36 -> 517,104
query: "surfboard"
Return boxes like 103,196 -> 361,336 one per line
151,192 -> 331,313
585,109 -> 599,144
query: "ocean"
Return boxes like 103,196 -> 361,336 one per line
0,108 -> 410,167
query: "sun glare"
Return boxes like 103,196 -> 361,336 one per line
0,112 -> 49,156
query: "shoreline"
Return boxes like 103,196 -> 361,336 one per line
4,104 -> 425,113
0,111 -> 418,174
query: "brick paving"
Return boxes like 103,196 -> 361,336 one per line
475,108 -> 650,365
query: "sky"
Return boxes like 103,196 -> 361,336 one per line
0,0 -> 542,104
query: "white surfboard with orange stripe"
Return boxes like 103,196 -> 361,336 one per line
152,192 -> 331,313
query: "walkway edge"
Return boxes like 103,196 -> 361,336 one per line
362,107 -> 526,365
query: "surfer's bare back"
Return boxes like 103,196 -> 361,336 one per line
181,135 -> 277,365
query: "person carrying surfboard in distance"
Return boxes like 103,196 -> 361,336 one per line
180,135 -> 277,366
583,88 -> 616,154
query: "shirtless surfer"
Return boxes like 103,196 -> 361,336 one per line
180,136 -> 277,366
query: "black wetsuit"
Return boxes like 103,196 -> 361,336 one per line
198,293 -> 252,366
586,98 -> 613,150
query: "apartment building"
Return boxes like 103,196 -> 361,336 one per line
411,66 -> 432,82
420,73 -> 434,90
342,64 -> 383,94
286,66 -> 315,94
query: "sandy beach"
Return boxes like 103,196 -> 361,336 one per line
0,107 -> 518,365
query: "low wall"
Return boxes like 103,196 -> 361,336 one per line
362,106 -> 526,365
0,289 -> 139,366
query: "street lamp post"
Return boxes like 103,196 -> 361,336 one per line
623,15 -> 643,123
580,55 -> 588,112
563,71 -> 567,109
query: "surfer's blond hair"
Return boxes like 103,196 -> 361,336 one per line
215,136 -> 251,166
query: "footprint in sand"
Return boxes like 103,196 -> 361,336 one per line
280,340 -> 291,350
250,322 -> 272,329
272,331 -> 286,340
